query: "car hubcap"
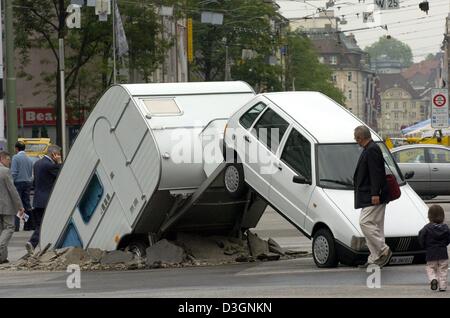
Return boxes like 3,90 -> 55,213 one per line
128,245 -> 142,258
314,236 -> 329,264
225,165 -> 240,193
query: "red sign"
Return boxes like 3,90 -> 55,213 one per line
17,107 -> 87,127
433,94 -> 447,107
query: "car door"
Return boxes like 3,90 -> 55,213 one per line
426,147 -> 450,195
268,125 -> 315,230
243,106 -> 290,199
392,147 -> 430,195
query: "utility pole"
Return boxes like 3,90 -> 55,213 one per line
0,0 -> 5,147
5,0 -> 17,153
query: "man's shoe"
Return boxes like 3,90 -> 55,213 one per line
0,259 -> 9,264
25,242 -> 34,255
439,289 -> 446,292
375,248 -> 392,268
431,279 -> 438,291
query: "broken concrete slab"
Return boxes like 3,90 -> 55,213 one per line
86,248 -> 105,263
176,233 -> 234,261
100,250 -> 134,265
146,239 -> 185,266
247,231 -> 269,257
59,247 -> 88,265
39,251 -> 58,263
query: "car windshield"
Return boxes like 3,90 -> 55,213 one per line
25,144 -> 47,153
317,142 -> 405,190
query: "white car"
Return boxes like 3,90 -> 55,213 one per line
223,92 -> 428,267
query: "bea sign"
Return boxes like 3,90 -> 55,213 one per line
431,89 -> 449,129
17,108 -> 85,126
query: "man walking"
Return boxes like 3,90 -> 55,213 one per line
26,145 -> 62,255
11,142 -> 33,231
0,151 -> 24,263
353,125 -> 392,268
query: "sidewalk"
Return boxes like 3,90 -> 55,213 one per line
8,231 -> 31,262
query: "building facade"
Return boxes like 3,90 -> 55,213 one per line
378,73 -> 427,138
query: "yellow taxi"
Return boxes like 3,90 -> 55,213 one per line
18,138 -> 51,163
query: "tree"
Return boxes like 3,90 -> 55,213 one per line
364,36 -> 413,67
285,33 -> 345,104
14,0 -> 171,146
187,0 -> 283,91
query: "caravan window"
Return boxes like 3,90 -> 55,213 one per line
143,98 -> 181,116
78,173 -> 103,224
58,221 -> 83,248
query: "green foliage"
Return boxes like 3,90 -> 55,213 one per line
14,0 -> 171,110
364,36 -> 413,67
285,33 -> 345,104
186,0 -> 283,91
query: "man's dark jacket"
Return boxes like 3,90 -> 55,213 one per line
353,140 -> 389,209
33,156 -> 61,209
418,223 -> 450,261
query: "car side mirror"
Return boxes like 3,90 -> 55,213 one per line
404,171 -> 414,179
293,175 -> 311,185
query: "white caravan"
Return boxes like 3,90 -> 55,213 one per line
223,92 -> 428,267
39,82 -> 267,255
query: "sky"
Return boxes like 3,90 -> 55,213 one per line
276,0 -> 450,62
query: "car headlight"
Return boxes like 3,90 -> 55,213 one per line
351,236 -> 368,251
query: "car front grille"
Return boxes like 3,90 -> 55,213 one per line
385,237 -> 422,252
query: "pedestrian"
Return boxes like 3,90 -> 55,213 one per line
353,125 -> 392,268
0,151 -> 25,264
26,145 -> 62,255
11,141 -> 33,232
418,204 -> 450,291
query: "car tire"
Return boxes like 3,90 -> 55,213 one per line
125,240 -> 148,258
420,195 -> 437,200
224,163 -> 247,198
312,229 -> 339,268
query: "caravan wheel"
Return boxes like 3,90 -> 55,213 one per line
312,229 -> 338,268
125,241 -> 148,258
224,163 -> 247,198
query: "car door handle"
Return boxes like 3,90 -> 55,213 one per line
244,135 -> 251,143
273,162 -> 282,171
432,168 -> 439,172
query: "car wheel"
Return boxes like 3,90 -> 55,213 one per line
125,240 -> 148,258
312,229 -> 338,268
224,163 -> 247,198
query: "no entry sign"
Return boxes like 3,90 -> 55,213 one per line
431,89 -> 449,129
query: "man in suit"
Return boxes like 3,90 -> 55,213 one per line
0,151 -> 24,263
353,125 -> 392,268
26,145 -> 62,255
11,141 -> 33,231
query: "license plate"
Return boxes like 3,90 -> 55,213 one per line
389,255 -> 414,265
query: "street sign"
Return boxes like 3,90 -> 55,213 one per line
374,0 -> 399,10
431,88 -> 449,129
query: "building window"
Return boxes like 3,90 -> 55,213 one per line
331,74 -> 337,82
412,102 -> 416,108
330,56 -> 337,65
395,123 -> 399,130
348,90 -> 352,100
403,102 -> 407,108
394,112 -> 399,119
394,102 -> 398,109
347,72 -> 352,81
318,56 -> 325,63
403,113 -> 407,119
78,173 -> 103,224
385,102 -> 390,109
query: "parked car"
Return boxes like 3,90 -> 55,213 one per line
223,92 -> 428,268
391,144 -> 450,199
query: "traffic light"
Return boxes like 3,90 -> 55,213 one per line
419,1 -> 429,14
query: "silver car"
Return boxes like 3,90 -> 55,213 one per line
391,144 -> 450,198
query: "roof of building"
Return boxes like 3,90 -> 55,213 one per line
378,73 -> 420,99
